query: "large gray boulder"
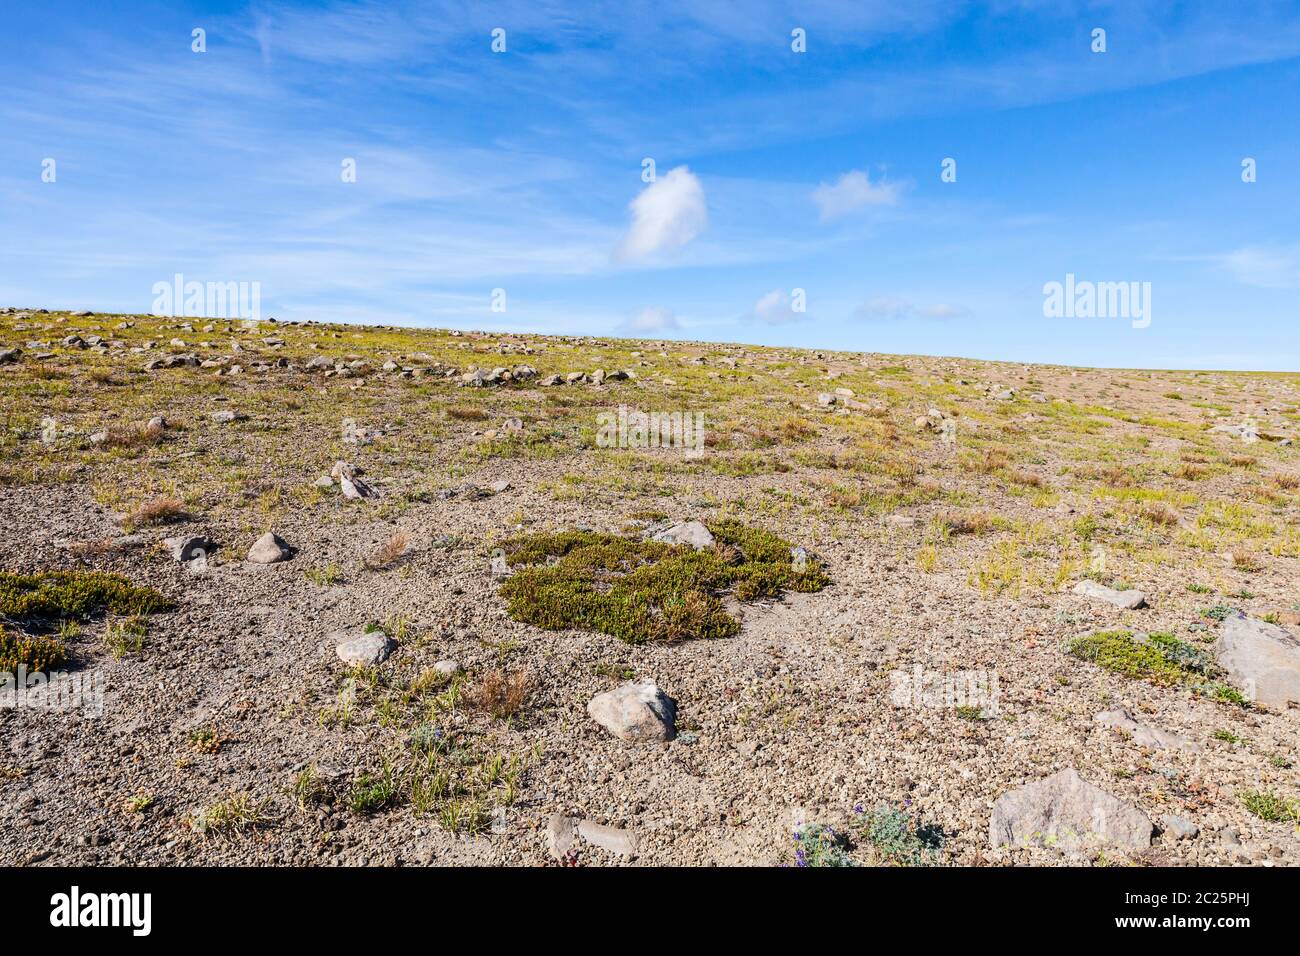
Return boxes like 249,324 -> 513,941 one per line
587,680 -> 676,742
1072,580 -> 1146,610
1214,611 -> 1300,710
989,768 -> 1152,851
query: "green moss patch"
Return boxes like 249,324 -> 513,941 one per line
497,520 -> 829,644
0,571 -> 171,671
0,570 -> 172,622
1067,630 -> 1215,687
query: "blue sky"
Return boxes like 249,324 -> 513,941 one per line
2,1 -> 1299,369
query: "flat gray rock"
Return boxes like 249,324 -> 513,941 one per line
576,820 -> 637,856
587,680 -> 676,743
1214,611 -> 1300,710
246,531 -> 292,564
1094,708 -> 1200,751
546,814 -> 578,860
1161,814 -> 1199,841
651,520 -> 715,550
333,629 -> 395,666
989,768 -> 1152,852
1073,579 -> 1146,610
165,535 -> 214,563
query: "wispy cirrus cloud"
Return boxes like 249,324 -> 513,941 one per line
854,296 -> 969,321
1214,244 -> 1300,289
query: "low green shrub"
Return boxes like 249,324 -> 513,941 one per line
498,520 -> 828,644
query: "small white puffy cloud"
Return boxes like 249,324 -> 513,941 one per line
622,305 -> 680,332
811,169 -> 900,221
615,166 -> 707,262
855,296 -> 968,321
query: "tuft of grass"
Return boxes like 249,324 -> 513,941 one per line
937,510 -> 994,536
465,668 -> 533,720
304,562 -> 344,586
1240,789 -> 1300,823
445,405 -> 490,421
365,530 -> 409,570
122,495 -> 185,530
194,793 -> 275,836
290,766 -> 328,810
498,520 -> 828,644
1139,502 -> 1180,527
97,421 -> 165,450
103,617 -> 147,658
1229,551 -> 1262,573
349,763 -> 400,814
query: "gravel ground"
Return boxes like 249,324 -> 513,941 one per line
1,308 -> 1298,866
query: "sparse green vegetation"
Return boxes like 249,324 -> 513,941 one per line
1240,789 -> 1300,823
0,625 -> 66,672
194,793 -> 275,836
1067,630 -> 1206,686
103,617 -> 147,658
853,805 -> 945,866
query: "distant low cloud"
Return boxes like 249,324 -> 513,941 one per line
751,288 -> 805,325
812,169 -> 901,221
855,296 -> 968,321
1216,244 -> 1300,288
615,166 -> 707,262
622,305 -> 681,333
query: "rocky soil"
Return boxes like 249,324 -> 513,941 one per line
1,306 -> 1298,867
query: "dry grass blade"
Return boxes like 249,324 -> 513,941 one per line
465,668 -> 533,720
365,530 -> 410,569
123,495 -> 185,529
